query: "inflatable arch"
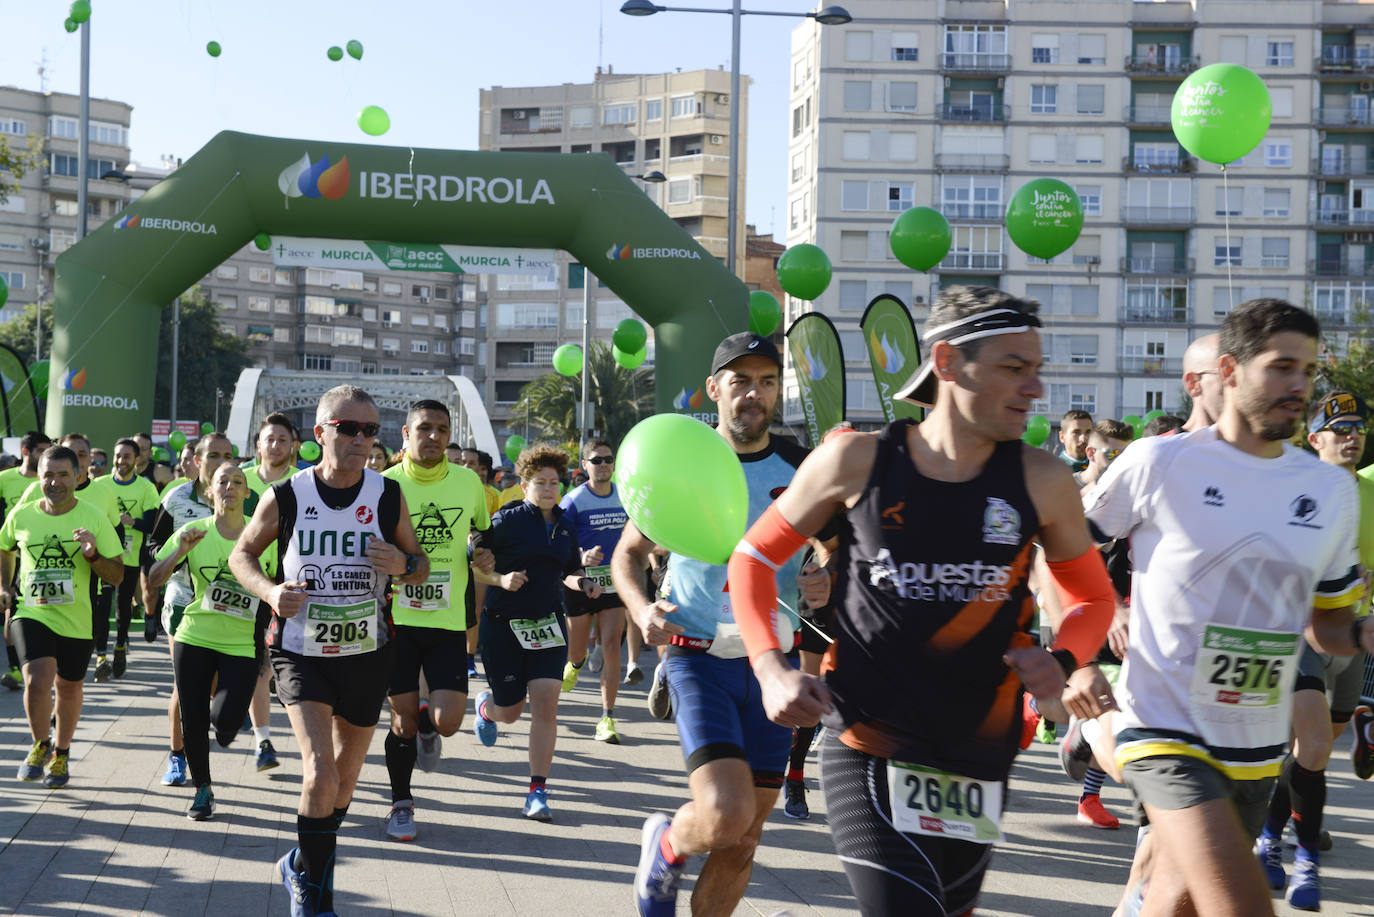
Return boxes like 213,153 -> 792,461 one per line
50,131 -> 749,446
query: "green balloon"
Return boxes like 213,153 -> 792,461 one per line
747,291 -> 782,337
776,244 -> 832,301
63,17 -> 78,33
69,0 -> 90,24
552,343 -> 583,377
612,318 -> 647,355
0,272 -> 7,308
1171,63 -> 1271,165
206,41 -> 221,58
253,232 -> 271,251
504,434 -> 527,464
357,105 -> 390,136
200,421 -> 214,435
1005,178 -> 1084,260
299,441 -> 321,462
346,40 -> 364,61
1122,414 -> 1144,440
168,430 -> 187,452
613,414 -> 747,565
28,359 -> 49,399
889,206 -> 952,272
1143,409 -> 1165,424
327,45 -> 344,62
613,344 -> 647,369
1022,415 -> 1051,447
232,444 -> 239,457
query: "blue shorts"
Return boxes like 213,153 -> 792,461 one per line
666,648 -> 797,788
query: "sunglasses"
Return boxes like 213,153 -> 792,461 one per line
1324,421 -> 1368,437
586,456 -> 615,465
1102,448 -> 1123,462
323,420 -> 381,438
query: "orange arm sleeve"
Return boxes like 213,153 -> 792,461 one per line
1046,548 -> 1116,667
727,503 -> 809,666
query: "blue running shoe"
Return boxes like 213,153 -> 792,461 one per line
161,751 -> 188,787
523,786 -> 553,822
277,847 -> 313,917
473,691 -> 497,747
1254,833 -> 1285,891
256,739 -> 280,772
634,812 -> 685,917
1286,852 -> 1320,911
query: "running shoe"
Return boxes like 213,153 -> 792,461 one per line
1,665 -> 21,690
188,783 -> 215,821
523,786 -> 553,822
1059,717 -> 1092,783
416,728 -> 443,772
588,644 -> 604,674
473,691 -> 498,747
1076,794 -> 1119,829
783,780 -> 809,820
647,661 -> 672,720
93,655 -> 111,683
809,726 -> 825,755
256,739 -> 280,772
1352,704 -> 1374,780
634,812 -> 684,917
1036,716 -> 1057,744
143,613 -> 158,643
595,715 -> 621,744
43,754 -> 69,788
385,800 -> 416,841
561,660 -> 581,693
623,662 -> 644,686
466,658 -> 478,679
17,740 -> 52,781
112,645 -> 127,679
277,847 -> 311,917
1286,852 -> 1320,911
1254,833 -> 1286,890
161,751 -> 189,787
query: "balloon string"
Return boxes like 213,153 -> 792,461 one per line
1222,164 -> 1234,313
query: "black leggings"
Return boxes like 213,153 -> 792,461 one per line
92,567 -> 139,654
172,641 -> 258,787
820,732 -> 992,917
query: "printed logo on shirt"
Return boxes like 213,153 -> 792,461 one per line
413,502 -> 463,552
880,501 -> 906,530
1204,486 -> 1224,507
356,505 -> 374,525
26,535 -> 77,569
304,506 -> 319,519
1288,494 -> 1322,529
982,497 -> 1021,546
865,547 -> 1012,603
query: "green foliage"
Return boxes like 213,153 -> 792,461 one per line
511,341 -> 655,450
152,287 -> 252,425
0,302 -> 54,367
0,133 -> 43,205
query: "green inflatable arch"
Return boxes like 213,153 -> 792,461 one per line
51,130 -> 747,446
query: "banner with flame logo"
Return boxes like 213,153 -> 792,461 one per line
860,295 -> 923,424
785,312 -> 846,447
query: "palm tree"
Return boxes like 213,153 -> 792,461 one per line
512,341 -> 655,449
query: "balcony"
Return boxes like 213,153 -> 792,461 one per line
1313,155 -> 1372,177
1122,257 -> 1193,275
1123,155 -> 1196,174
1120,356 -> 1184,374
936,103 -> 1010,123
1310,258 -> 1374,277
941,252 -> 1003,272
933,152 -> 1009,172
938,52 -> 1011,73
1124,54 -> 1200,76
1314,209 -> 1374,226
1318,107 -> 1374,126
1121,205 -> 1196,225
1316,49 -> 1374,74
1123,304 -> 1190,324
940,203 -> 1003,221
1124,105 -> 1172,125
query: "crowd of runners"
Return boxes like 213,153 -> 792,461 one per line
3,288 -> 1373,916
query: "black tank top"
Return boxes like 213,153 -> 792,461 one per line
824,420 -> 1040,781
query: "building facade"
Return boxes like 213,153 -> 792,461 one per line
787,0 -> 1374,427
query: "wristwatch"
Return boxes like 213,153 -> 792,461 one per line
404,552 -> 420,576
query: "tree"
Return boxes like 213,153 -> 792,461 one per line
0,132 -> 43,205
0,302 -> 54,367
511,342 -> 655,450
152,287 -> 253,425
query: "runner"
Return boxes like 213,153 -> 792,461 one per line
725,288 -> 1117,916
0,430 -> 50,689
1058,409 -> 1093,473
3,445 -> 124,788
613,331 -> 834,917
1181,333 -> 1223,432
559,438 -> 631,744
229,384 -> 428,917
379,399 -> 492,841
91,438 -> 160,680
367,442 -> 391,474
148,463 -> 276,820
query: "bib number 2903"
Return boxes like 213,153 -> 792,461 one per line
302,600 -> 378,657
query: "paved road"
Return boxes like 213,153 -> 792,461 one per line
1,644 -> 1371,916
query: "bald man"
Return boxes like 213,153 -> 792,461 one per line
1181,333 -> 1223,432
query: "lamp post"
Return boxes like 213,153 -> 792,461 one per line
620,1 -> 851,277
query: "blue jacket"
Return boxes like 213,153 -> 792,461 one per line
474,500 -> 583,620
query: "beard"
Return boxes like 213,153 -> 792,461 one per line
1237,388 -> 1303,442
723,401 -> 772,446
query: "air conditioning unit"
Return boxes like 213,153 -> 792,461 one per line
419,294 -> 430,303
1361,81 -> 1373,92
716,94 -> 729,104
710,134 -> 724,144
511,110 -> 528,120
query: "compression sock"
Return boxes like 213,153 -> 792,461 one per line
529,775 -> 547,793
1263,754 -> 1295,839
385,732 -> 416,803
603,706 -> 614,718
297,814 -> 338,914
1081,766 -> 1106,800
1288,760 -> 1327,858
790,725 -> 817,776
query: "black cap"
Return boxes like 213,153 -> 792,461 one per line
711,332 -> 783,375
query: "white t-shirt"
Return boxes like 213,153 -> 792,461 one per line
1083,426 -> 1362,779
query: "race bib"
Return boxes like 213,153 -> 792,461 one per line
585,564 -> 615,595
302,599 -> 377,657
509,614 -> 565,650
1190,625 -> 1299,710
200,579 -> 258,621
398,570 -> 451,612
25,569 -> 75,606
887,762 -> 1004,844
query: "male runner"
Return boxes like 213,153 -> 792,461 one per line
1083,300 -> 1373,916
230,385 -> 428,917
89,449 -> 108,478
614,331 -> 832,917
727,288 -> 1116,915
133,432 -> 156,484
560,438 -> 630,743
3,445 -> 123,787
0,430 -> 50,688
91,438 -> 160,680
1077,420 -> 1133,491
380,400 -> 491,841
1181,333 -> 1223,433
1059,409 -> 1093,472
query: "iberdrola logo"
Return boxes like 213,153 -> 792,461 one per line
114,213 -> 140,230
870,330 -> 904,374
674,387 -> 704,410
606,242 -> 631,261
794,345 -> 828,381
278,153 -> 350,200
63,366 -> 87,390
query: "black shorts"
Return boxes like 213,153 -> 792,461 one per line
269,643 -> 394,728
7,617 -> 94,683
797,614 -> 833,655
479,610 -> 568,708
564,588 -> 625,618
388,624 -> 469,697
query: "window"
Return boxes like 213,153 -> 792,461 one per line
1215,242 -> 1241,266
846,31 -> 873,61
274,269 -> 293,285
1263,187 -> 1290,217
1030,85 -> 1058,114
1029,133 -> 1056,163
410,312 -> 430,326
274,297 -> 292,314
1025,284 -> 1098,315
382,337 -> 400,353
888,183 -> 913,211
1270,88 -> 1293,119
304,324 -> 331,344
667,178 -> 693,204
844,81 -> 871,112
949,226 -> 1002,268
1076,85 -> 1105,115
249,266 -> 271,283
842,180 -> 872,210
1264,141 -> 1291,167
215,264 -> 238,280
0,119 -> 26,136
50,154 -> 78,177
890,132 -> 917,161
603,103 -> 636,125
411,340 -> 429,353
1261,237 -> 1289,268
274,327 -> 291,343
792,104 -> 808,138
460,338 -> 475,356
1075,135 -> 1104,164
434,340 -> 448,355
1,271 -> 25,291
248,296 -> 271,312
671,95 -> 700,118
496,302 -> 559,329
1076,185 -> 1102,216
216,294 -> 237,310
1031,34 -> 1059,64
1133,143 -> 1180,169
1266,40 -> 1294,67
48,116 -> 78,139
569,106 -> 594,128
1043,334 -> 1098,366
942,175 -> 1002,219
645,99 -> 663,121
840,230 -> 868,261
303,296 -> 340,316
1216,186 -> 1243,217
842,132 -> 870,160
88,120 -> 127,146
382,280 -> 403,296
892,32 -> 918,62
411,284 -> 431,300
888,82 -> 918,112
1078,34 -> 1106,65
838,280 -> 867,311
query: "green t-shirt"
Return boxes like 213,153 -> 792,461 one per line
154,516 -> 278,657
245,464 -> 292,499
0,499 -> 123,639
0,467 -> 37,524
382,461 -> 490,630
1355,472 -> 1374,618
92,473 -> 161,566
17,476 -> 122,534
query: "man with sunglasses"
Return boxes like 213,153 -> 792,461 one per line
1077,419 -> 1133,491
230,385 -> 429,917
559,439 -> 631,744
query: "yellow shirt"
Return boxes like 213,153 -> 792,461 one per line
499,483 -> 524,508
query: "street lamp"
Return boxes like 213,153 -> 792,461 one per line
620,2 -> 851,276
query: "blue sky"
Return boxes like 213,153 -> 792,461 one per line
4,0 -> 812,239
